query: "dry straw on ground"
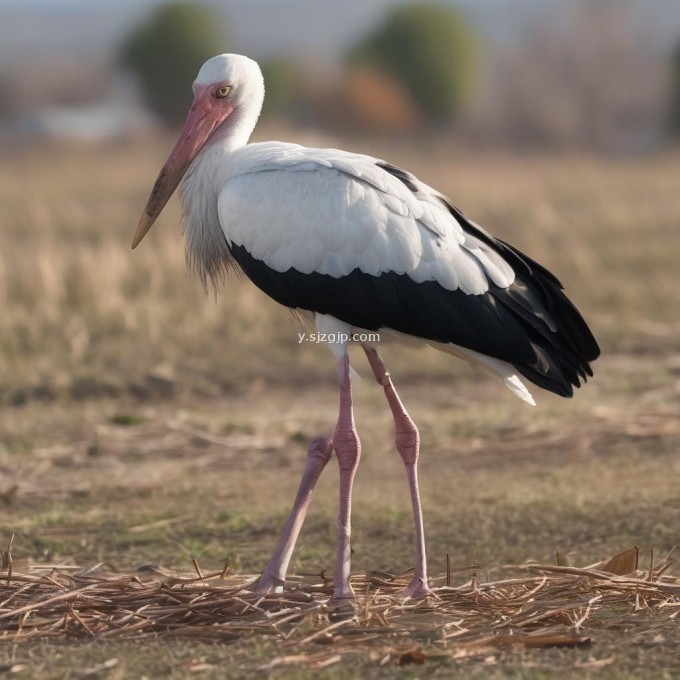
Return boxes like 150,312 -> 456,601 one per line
1,541 -> 678,670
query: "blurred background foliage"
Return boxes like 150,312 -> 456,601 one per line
119,2 -> 226,126
2,0 -> 679,150
120,1 -> 479,129
348,3 -> 477,123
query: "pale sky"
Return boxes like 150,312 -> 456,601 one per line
2,0 -> 679,66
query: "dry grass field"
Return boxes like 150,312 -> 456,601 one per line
1,129 -> 679,677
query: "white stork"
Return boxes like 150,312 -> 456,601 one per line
132,54 -> 599,602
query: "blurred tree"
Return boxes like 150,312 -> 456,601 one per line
119,2 -> 226,127
349,3 -> 477,122
260,58 -> 298,117
344,65 -> 421,132
301,65 -> 421,133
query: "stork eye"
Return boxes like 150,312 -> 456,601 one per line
216,85 -> 231,99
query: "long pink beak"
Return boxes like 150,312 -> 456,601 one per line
132,102 -> 230,249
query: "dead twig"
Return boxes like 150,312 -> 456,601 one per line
2,534 -> 14,586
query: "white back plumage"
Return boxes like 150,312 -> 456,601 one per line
216,145 -> 515,295
179,54 -> 536,404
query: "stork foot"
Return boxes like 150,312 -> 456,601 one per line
402,575 -> 432,599
330,582 -> 355,601
327,595 -> 357,620
252,574 -> 285,595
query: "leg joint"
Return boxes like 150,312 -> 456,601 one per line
396,429 -> 419,449
395,430 -> 420,464
333,430 -> 361,472
308,436 -> 333,465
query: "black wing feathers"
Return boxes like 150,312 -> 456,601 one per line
443,199 -> 600,395
228,161 -> 600,399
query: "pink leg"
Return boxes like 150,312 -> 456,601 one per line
255,437 -> 333,594
364,347 -> 430,598
331,354 -> 361,602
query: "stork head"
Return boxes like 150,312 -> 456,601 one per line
132,54 -> 264,249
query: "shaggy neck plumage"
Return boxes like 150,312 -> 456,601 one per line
180,90 -> 263,290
